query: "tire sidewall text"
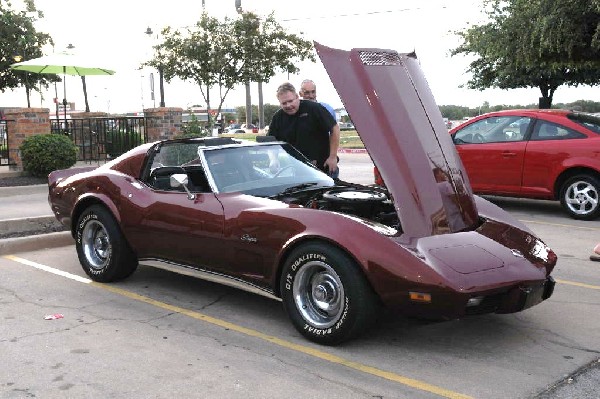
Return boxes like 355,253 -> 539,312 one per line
283,251 -> 351,338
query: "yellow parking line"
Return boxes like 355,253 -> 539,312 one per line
555,279 -> 600,290
4,254 -> 472,399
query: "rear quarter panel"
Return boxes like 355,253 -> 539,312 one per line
522,137 -> 600,198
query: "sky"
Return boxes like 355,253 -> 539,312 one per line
2,0 -> 598,114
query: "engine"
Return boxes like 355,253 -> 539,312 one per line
283,185 -> 400,229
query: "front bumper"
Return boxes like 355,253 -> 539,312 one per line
496,276 -> 555,314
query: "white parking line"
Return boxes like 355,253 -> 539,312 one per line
4,254 -> 92,283
4,254 -> 474,399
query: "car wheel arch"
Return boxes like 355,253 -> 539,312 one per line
554,167 -> 600,199
71,195 -> 121,237
272,236 -> 373,299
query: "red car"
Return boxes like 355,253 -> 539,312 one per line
48,43 -> 556,345
450,109 -> 600,220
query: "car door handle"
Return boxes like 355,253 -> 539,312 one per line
501,151 -> 517,158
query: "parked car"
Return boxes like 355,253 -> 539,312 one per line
223,123 -> 242,134
449,109 -> 600,220
338,122 -> 355,131
241,123 -> 259,133
47,43 -> 556,345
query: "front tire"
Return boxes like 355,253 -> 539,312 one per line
76,205 -> 138,282
560,175 -> 600,220
280,242 -> 379,345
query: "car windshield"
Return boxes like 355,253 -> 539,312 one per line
202,143 -> 334,196
149,141 -> 335,196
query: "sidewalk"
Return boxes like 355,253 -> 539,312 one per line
0,180 -> 73,255
0,162 -> 104,255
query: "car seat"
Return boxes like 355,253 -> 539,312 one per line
540,124 -> 558,138
149,166 -> 186,191
519,123 -> 529,138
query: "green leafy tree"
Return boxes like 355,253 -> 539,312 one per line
230,12 -> 314,86
452,0 -> 600,108
145,11 -> 313,130
0,0 -> 56,106
237,103 -> 279,125
180,112 -> 209,138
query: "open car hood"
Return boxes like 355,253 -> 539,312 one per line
316,42 -> 479,238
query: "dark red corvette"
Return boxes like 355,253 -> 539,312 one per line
48,43 -> 557,345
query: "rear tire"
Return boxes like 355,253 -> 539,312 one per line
76,205 -> 138,282
559,175 -> 600,220
280,242 -> 379,345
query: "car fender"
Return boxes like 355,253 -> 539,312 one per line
554,156 -> 600,178
550,156 -> 600,196
71,191 -> 122,235
260,208 -> 433,299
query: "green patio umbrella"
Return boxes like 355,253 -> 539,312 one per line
10,52 -> 115,132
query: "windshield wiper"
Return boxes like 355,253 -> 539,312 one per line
270,182 -> 320,198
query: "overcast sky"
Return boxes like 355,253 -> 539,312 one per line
2,0 -> 598,114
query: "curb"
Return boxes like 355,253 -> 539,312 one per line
0,215 -> 62,235
338,148 -> 368,154
0,184 -> 47,197
0,231 -> 74,256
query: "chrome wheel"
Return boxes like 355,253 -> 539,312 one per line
293,261 -> 344,329
81,219 -> 112,270
564,179 -> 599,216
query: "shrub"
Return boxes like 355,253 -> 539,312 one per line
20,134 -> 78,177
180,113 -> 210,138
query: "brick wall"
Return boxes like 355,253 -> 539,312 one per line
144,107 -> 183,142
4,108 -> 50,170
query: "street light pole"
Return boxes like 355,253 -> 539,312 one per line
236,1 -> 253,127
145,27 -> 165,108
158,65 -> 165,107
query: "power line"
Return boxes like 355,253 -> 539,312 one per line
281,6 -> 447,22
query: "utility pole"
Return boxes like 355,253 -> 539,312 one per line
145,27 -> 165,107
236,0 -> 253,127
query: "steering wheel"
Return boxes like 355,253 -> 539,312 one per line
273,165 -> 295,177
473,133 -> 485,143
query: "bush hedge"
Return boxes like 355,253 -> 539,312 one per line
20,134 -> 78,177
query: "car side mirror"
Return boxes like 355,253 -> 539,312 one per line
170,174 -> 195,200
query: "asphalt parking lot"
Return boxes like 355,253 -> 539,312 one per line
1,153 -> 599,398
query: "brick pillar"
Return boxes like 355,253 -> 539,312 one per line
4,108 -> 51,171
144,107 -> 183,142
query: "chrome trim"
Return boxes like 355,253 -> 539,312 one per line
138,258 -> 279,301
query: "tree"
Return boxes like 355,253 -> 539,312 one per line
145,11 -> 313,129
0,0 -> 56,106
451,0 -> 600,108
236,103 -> 279,125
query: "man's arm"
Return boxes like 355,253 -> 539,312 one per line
324,123 -> 340,173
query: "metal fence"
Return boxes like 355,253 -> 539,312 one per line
0,120 -> 11,166
50,117 -> 147,163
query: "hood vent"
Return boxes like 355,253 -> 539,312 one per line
358,51 -> 401,66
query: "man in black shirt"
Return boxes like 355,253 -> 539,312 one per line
268,82 -> 340,176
